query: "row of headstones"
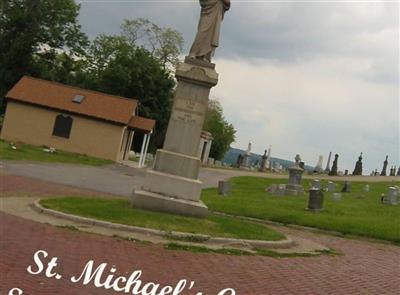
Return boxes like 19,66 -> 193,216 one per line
370,167 -> 400,177
218,179 -> 399,209
307,182 -> 399,211
207,158 -> 228,167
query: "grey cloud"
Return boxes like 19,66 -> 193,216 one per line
77,1 -> 398,84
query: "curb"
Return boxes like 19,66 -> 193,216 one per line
212,211 -> 345,237
32,200 -> 295,250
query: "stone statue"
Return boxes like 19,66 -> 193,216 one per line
189,0 -> 231,62
352,152 -> 363,176
295,154 -> 301,166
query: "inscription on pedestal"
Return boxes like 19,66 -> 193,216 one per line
172,99 -> 206,124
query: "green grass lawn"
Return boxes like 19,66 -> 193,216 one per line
202,176 -> 400,243
0,140 -> 113,166
40,197 -> 285,241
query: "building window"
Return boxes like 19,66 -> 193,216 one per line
52,114 -> 73,139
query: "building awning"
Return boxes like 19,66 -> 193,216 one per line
128,116 -> 156,133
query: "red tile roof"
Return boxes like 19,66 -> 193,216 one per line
6,76 -> 137,125
6,76 -> 156,132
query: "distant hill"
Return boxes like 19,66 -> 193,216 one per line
223,147 -> 314,171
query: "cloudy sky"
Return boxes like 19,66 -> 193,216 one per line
77,0 -> 399,174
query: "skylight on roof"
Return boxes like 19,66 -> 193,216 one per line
72,94 -> 85,104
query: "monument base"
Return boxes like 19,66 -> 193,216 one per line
131,189 -> 208,218
129,59 -> 217,219
284,184 -> 305,196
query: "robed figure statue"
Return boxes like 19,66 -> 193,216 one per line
189,0 -> 231,62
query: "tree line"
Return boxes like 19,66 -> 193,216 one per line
0,0 -> 235,160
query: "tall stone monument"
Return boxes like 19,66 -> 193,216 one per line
240,141 -> 252,169
284,154 -> 305,195
324,152 -> 332,174
259,149 -> 268,172
380,156 -> 388,176
352,152 -> 363,176
390,166 -> 396,176
329,154 -> 339,176
313,155 -> 324,173
131,0 -> 231,218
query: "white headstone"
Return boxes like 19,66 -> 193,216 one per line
331,193 -> 342,201
383,187 -> 398,205
327,181 -> 336,192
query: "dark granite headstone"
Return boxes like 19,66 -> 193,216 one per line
329,154 -> 339,176
352,153 -> 363,176
380,156 -> 388,176
341,181 -> 352,193
307,188 -> 324,212
397,167 -> 400,177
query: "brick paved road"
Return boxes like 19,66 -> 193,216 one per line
1,213 -> 399,295
1,175 -> 400,295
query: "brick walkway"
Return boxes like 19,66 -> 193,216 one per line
1,175 -> 400,294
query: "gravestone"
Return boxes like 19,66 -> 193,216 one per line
380,156 -> 388,176
352,153 -> 363,176
341,181 -> 352,193
259,149 -> 268,172
382,187 -> 398,205
276,184 -> 286,195
218,181 -> 231,196
266,184 -> 278,193
329,154 -> 339,176
208,157 -> 215,166
363,184 -> 370,193
325,152 -> 332,174
397,167 -> 400,176
327,181 -> 336,192
307,188 -> 324,212
345,170 -> 349,176
131,3 -> 231,218
284,155 -> 305,195
331,193 -> 342,201
390,166 -> 396,176
238,141 -> 252,170
314,155 -> 324,173
311,179 -> 321,189
215,160 -> 222,167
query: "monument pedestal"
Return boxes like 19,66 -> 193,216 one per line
284,165 -> 305,195
131,58 -> 218,218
